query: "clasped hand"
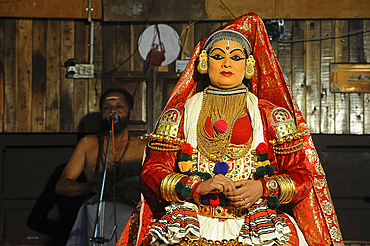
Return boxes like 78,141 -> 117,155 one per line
196,174 -> 263,208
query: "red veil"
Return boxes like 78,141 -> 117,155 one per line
117,13 -> 343,246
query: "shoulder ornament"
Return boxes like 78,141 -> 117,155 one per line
268,107 -> 307,155
146,108 -> 185,151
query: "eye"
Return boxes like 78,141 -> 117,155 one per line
230,55 -> 245,61
210,54 -> 224,60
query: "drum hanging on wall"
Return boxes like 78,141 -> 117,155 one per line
138,24 -> 181,66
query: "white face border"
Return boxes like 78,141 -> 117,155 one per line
208,39 -> 246,89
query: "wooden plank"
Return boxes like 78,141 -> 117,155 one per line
291,20 -> 306,120
194,22 -> 209,46
102,22 -> 116,87
206,0 -> 275,20
103,0 -> 370,21
0,20 -> 4,132
89,20 -> 102,114
45,20 -> 61,132
131,23 -> 144,72
277,0 -> 370,19
334,20 -> 350,134
74,20 -> 89,132
277,20 -> 292,88
104,0 -> 207,21
59,20 -> 75,132
348,19 -> 364,135
3,19 -> 18,132
0,0 -> 101,19
32,20 -> 47,132
180,22 -> 195,60
17,19 -> 32,132
166,22 -> 182,74
304,20 -> 321,133
320,20 -> 335,134
116,23 -> 131,72
364,20 -> 370,134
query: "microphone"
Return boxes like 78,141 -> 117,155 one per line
107,113 -> 119,124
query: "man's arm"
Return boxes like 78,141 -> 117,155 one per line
55,136 -> 94,197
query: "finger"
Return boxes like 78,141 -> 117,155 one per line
233,180 -> 247,188
214,175 -> 236,192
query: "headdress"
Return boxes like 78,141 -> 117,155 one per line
160,12 -> 343,245
203,29 -> 252,55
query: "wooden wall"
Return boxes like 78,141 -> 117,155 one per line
0,18 -> 370,134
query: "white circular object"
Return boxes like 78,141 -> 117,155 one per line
138,24 -> 181,66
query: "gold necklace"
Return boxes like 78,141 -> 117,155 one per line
196,84 -> 250,162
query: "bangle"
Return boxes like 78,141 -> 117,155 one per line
272,174 -> 296,204
160,173 -> 187,202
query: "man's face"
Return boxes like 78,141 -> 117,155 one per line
101,92 -> 132,133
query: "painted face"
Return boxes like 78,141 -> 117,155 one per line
208,39 -> 246,89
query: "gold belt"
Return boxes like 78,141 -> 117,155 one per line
179,237 -> 245,246
197,204 -> 247,219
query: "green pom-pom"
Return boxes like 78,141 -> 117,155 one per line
175,182 -> 192,199
175,182 -> 185,193
265,165 -> 276,176
202,172 -> 212,180
180,153 -> 192,161
180,186 -> 192,199
193,171 -> 212,180
255,166 -> 266,178
219,198 -> 228,207
258,153 -> 269,162
267,196 -> 280,209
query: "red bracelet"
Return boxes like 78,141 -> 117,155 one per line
258,177 -> 269,198
192,181 -> 203,199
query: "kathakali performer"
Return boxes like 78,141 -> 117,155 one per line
116,12 -> 344,246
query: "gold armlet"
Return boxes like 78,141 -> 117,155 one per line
272,174 -> 296,204
147,108 -> 183,151
160,173 -> 187,202
269,129 -> 307,146
146,133 -> 185,151
271,138 -> 305,155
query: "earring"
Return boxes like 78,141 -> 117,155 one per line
197,50 -> 208,74
245,55 -> 255,79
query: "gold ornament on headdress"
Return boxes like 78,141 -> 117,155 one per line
245,55 -> 255,79
197,50 -> 208,74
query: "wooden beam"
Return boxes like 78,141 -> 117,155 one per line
103,0 -> 370,21
103,0 -> 207,21
0,0 -> 101,19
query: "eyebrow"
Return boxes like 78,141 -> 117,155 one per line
210,47 -> 226,54
210,47 -> 245,56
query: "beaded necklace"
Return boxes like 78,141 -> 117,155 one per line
196,84 -> 250,162
98,133 -> 131,168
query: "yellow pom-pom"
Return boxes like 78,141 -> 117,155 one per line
178,161 -> 193,172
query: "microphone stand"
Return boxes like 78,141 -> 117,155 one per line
90,121 -> 117,245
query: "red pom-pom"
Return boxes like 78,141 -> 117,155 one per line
214,120 -> 227,132
209,196 -> 220,206
256,142 -> 268,154
181,143 -> 193,155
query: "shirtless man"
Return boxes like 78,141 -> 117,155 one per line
56,88 -> 147,246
